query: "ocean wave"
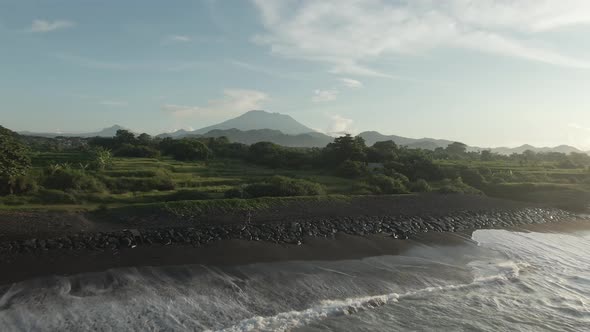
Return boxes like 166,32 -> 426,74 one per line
218,260 -> 523,332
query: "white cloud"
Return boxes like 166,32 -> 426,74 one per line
30,20 -> 75,33
312,89 -> 339,102
251,0 -> 590,75
162,89 -> 269,118
99,100 -> 128,107
166,35 -> 192,43
339,78 -> 363,89
327,115 -> 354,135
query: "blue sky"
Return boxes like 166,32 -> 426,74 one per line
1,0 -> 590,149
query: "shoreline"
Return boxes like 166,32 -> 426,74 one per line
0,194 -> 587,285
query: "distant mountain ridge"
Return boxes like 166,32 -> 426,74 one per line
14,110 -> 587,154
358,131 -> 456,150
201,129 -> 333,147
489,144 -> 583,155
19,125 -> 128,138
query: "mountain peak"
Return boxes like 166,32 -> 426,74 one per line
193,110 -> 316,135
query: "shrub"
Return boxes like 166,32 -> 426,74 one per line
33,189 -> 78,204
0,174 -> 38,195
409,179 -> 431,192
367,174 -> 409,194
459,168 -> 486,189
224,186 -> 246,199
101,169 -> 175,192
490,175 -> 507,184
336,160 -> 367,178
165,189 -> 211,201
104,170 -> 159,177
350,182 -> 380,195
43,168 -> 105,192
90,147 -> 113,171
114,144 -> 161,158
558,159 -> 577,169
0,195 -> 28,206
478,167 -> 493,180
437,178 -> 482,195
384,170 -> 410,186
228,176 -> 326,198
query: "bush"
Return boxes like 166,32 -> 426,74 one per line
383,170 -> 410,186
490,175 -> 507,184
165,189 -> 211,201
224,186 -> 246,199
478,167 -> 493,180
437,178 -> 482,195
0,174 -> 38,195
114,144 -> 161,158
90,147 -> 113,171
101,170 -> 175,192
0,195 -> 28,206
409,179 -> 431,192
350,182 -> 380,195
104,170 -> 159,177
367,174 -> 409,194
558,159 -> 577,169
227,176 -> 326,198
459,168 -> 486,188
336,160 -> 367,178
33,189 -> 78,204
43,168 -> 105,192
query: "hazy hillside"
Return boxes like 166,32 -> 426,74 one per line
357,131 -> 583,155
19,125 -> 128,138
357,131 -> 455,150
12,109 -> 587,155
201,128 -> 333,148
490,144 -> 583,155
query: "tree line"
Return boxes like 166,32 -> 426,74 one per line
3,126 -> 590,200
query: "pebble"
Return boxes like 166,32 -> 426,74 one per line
0,208 -> 583,258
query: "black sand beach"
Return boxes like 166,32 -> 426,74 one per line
0,194 -> 586,285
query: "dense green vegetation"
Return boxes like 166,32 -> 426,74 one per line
2,126 -> 590,211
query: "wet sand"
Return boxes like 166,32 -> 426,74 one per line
6,220 -> 590,287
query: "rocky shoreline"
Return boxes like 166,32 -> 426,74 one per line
0,194 -> 587,284
0,206 -> 581,259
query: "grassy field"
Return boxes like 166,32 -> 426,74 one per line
0,152 -> 359,210
2,151 -> 590,212
436,159 -> 590,210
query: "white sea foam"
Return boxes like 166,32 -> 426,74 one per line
218,260 -> 523,332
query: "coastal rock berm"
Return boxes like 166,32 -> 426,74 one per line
0,207 -> 582,258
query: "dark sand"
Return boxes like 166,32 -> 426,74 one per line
0,232 -> 474,286
0,194 -> 586,285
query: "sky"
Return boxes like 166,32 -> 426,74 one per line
1,0 -> 590,149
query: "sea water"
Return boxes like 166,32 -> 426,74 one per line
1,222 -> 589,331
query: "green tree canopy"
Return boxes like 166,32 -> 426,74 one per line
445,142 -> 468,155
324,134 -> 367,165
0,126 -> 31,178
167,139 -> 211,161
115,129 -> 136,145
368,140 -> 399,162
